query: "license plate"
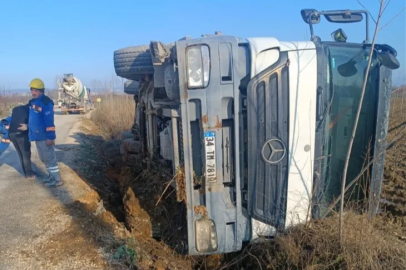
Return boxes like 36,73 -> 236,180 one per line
204,131 -> 216,183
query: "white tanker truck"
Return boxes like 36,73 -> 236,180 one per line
57,74 -> 94,114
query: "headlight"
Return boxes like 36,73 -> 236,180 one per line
195,218 -> 218,252
187,45 -> 210,89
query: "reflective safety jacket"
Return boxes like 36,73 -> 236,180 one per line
28,94 -> 56,141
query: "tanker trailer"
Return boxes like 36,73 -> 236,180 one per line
58,74 -> 94,114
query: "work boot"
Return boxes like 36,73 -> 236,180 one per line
43,175 -> 53,183
45,180 -> 63,187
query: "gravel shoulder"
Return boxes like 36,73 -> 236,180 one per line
0,110 -> 128,270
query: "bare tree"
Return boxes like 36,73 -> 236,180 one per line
339,0 -> 404,244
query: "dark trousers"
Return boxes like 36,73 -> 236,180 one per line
9,132 -> 33,177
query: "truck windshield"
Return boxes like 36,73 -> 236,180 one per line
318,45 -> 379,216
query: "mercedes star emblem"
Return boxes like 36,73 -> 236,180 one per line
261,138 -> 287,164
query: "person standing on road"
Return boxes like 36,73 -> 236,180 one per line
28,78 -> 63,187
7,103 -> 36,179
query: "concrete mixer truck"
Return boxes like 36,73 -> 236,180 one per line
114,9 -> 400,255
57,74 -> 94,114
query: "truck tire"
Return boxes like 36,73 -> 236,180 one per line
124,80 -> 140,95
114,46 -> 154,80
123,139 -> 141,154
121,131 -> 134,141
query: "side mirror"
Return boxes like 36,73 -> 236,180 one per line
377,51 -> 400,70
324,11 -> 363,23
337,61 -> 358,77
368,44 -> 400,69
301,9 -> 321,24
375,44 -> 397,57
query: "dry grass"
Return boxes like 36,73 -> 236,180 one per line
194,205 -> 208,217
175,166 -> 187,203
221,213 -> 406,270
91,94 -> 135,139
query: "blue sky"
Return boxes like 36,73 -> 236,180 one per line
0,0 -> 404,91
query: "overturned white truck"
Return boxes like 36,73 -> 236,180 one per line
57,74 -> 94,114
114,9 -> 400,255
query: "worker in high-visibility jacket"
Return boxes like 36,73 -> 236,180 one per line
28,78 -> 63,187
0,116 -> 11,156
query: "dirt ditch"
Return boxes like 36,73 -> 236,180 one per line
76,118 -> 201,269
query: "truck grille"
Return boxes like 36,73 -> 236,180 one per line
248,55 -> 290,229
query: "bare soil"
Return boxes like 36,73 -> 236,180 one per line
381,97 -> 406,228
75,118 -> 196,269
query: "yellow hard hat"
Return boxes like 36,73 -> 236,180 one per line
29,78 -> 45,90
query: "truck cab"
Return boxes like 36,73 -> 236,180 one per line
114,9 -> 400,255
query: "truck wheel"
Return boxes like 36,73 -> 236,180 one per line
114,46 -> 154,80
121,131 -> 134,141
123,139 -> 141,154
124,80 -> 140,95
